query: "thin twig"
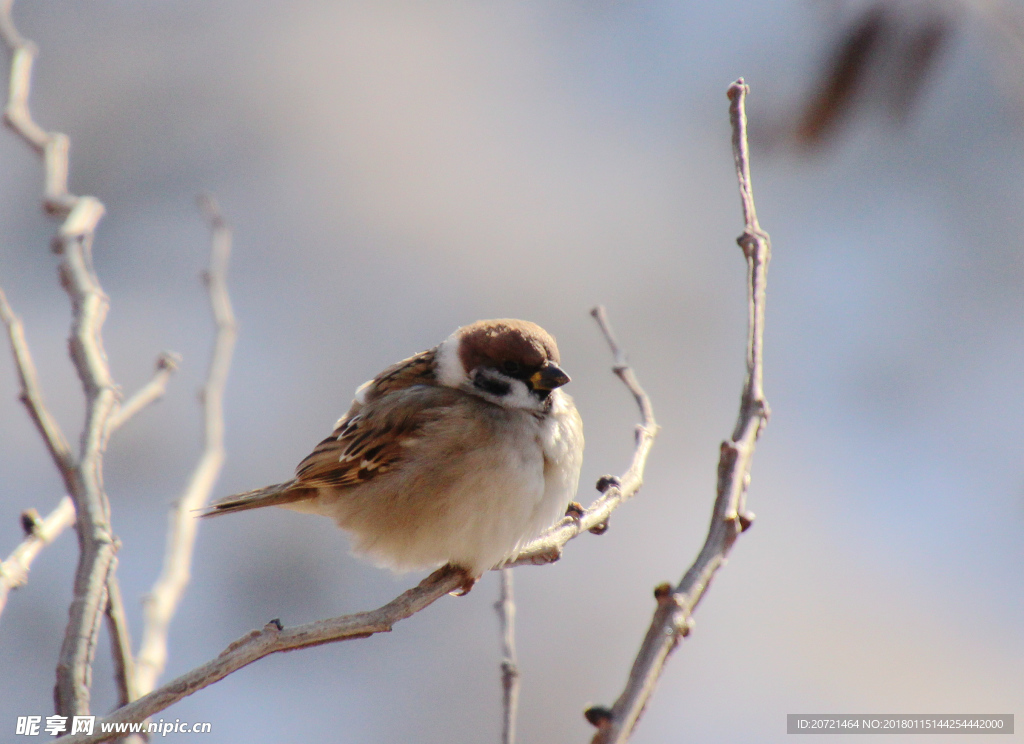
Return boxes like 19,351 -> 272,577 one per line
495,568 -> 520,744
108,352 -> 181,432
134,195 -> 238,697
0,287 -> 74,475
0,0 -> 47,154
588,78 -> 770,744
104,569 -> 137,707
1,0 -> 126,717
0,497 -> 76,621
507,307 -> 658,569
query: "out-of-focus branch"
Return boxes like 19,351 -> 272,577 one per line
495,568 -> 520,744
109,352 -> 181,432
104,572 -> 137,707
0,1 -> 73,213
0,0 -> 47,153
0,287 -> 74,474
795,2 -> 956,148
1,0 -> 126,718
587,78 -> 770,744
134,195 -> 238,697
0,497 -> 76,621
51,169 -> 120,724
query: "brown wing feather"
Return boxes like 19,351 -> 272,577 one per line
294,374 -> 457,490
360,348 -> 437,404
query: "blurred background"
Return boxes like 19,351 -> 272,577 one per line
1,1 -> 1022,741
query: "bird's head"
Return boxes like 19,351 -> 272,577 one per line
436,319 -> 571,410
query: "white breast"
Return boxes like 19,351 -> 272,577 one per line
516,389 -> 584,554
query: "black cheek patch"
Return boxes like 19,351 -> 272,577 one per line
474,375 -> 511,397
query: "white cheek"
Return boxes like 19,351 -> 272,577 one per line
502,379 -> 541,410
435,334 -> 467,387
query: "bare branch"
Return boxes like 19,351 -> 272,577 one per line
108,352 -> 181,432
54,217 -> 122,716
0,0 -> 47,154
1,0 -> 125,717
796,5 -> 889,147
54,565 -> 470,744
134,195 -> 238,697
103,569 -> 137,708
0,286 -> 75,473
588,78 -> 771,744
495,568 -> 520,744
0,497 -> 75,620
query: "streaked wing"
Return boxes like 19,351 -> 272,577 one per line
359,348 -> 437,404
294,382 -> 458,489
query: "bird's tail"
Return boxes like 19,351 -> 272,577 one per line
198,481 -> 316,517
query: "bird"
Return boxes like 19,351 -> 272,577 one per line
201,319 -> 584,592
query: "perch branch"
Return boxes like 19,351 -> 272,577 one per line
0,496 -> 75,620
134,195 -> 238,697
1,0 -> 126,717
588,78 -> 771,744
495,568 -> 520,744
54,565 -> 470,744
51,304 -> 658,741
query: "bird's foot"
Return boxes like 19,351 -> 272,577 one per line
446,565 -> 478,596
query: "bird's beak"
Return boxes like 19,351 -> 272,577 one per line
530,363 -> 571,391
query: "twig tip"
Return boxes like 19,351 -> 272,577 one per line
728,78 -> 748,100
653,582 -> 673,602
20,508 -> 42,536
156,351 -> 181,371
584,705 -> 613,729
197,193 -> 226,230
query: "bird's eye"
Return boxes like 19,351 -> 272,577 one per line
502,360 -> 522,376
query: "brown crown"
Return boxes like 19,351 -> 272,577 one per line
456,319 -> 560,374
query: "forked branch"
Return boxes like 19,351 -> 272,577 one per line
1,0 -> 128,717
0,497 -> 76,619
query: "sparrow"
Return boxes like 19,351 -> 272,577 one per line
202,319 -> 584,589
